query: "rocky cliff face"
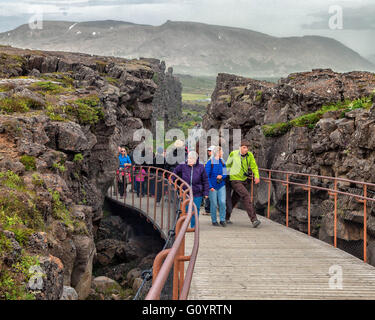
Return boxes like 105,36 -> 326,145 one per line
143,60 -> 182,131
0,46 -> 181,300
203,69 -> 375,264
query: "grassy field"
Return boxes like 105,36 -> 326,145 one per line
177,74 -> 216,96
182,93 -> 210,102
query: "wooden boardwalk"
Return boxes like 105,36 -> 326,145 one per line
185,208 -> 375,300
108,186 -> 375,300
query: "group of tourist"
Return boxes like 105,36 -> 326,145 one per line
116,139 -> 262,229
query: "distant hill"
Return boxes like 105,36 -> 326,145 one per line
0,20 -> 374,77
366,55 -> 375,65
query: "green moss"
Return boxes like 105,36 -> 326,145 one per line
48,189 -> 86,234
0,95 -> 44,114
262,95 -> 374,137
262,122 -> 292,137
45,103 -> 70,122
0,171 -> 24,191
40,73 -> 74,88
20,155 -> 36,171
105,77 -> 120,86
66,95 -> 104,125
29,81 -> 70,95
0,193 -> 44,243
31,173 -> 44,187
73,153 -> 84,162
52,161 -> 66,173
255,90 -> 263,102
0,83 -> 15,92
152,73 -> 159,85
0,269 -> 36,300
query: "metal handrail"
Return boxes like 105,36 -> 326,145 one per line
251,168 -> 375,263
110,165 -> 199,300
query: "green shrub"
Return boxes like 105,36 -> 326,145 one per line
30,81 -> 67,95
0,171 -> 24,191
66,95 -> 104,125
73,153 -> 84,162
53,162 -> 66,173
0,191 -> 44,244
0,269 -> 36,300
20,155 -> 36,171
0,96 -> 44,114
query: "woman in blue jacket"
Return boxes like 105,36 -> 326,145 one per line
118,147 -> 131,197
205,146 -> 228,227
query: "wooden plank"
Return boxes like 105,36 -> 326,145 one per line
185,208 -> 375,300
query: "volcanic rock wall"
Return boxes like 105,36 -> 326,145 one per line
0,46 -> 181,299
203,69 -> 375,265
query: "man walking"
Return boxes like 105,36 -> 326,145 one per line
225,140 -> 261,228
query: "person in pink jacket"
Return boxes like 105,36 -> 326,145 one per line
133,167 -> 147,197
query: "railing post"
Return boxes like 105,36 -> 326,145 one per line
356,185 -> 368,263
131,165 -> 135,207
173,214 -> 187,300
161,171 -> 166,230
154,168 -> 159,221
328,179 -> 338,248
267,170 -> 271,219
147,166 -> 151,214
302,176 -> 311,235
282,173 -> 289,228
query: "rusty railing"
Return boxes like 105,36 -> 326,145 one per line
251,168 -> 375,263
108,166 -> 199,300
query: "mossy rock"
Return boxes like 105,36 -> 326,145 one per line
0,95 -> 45,114
20,156 -> 36,172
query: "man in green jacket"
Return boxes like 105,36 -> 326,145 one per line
225,140 -> 261,228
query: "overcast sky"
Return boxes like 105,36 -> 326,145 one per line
0,0 -> 374,56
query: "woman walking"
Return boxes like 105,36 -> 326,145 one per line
205,146 -> 227,227
118,147 -> 131,197
173,151 -> 209,228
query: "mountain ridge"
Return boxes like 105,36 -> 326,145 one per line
0,20 -> 373,77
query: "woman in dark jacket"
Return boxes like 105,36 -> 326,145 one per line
173,151 -> 209,228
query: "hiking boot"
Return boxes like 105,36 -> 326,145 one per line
220,221 -> 226,227
212,222 -> 219,227
252,220 -> 261,228
226,220 -> 233,225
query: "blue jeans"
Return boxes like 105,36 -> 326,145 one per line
186,197 -> 203,229
209,186 -> 226,223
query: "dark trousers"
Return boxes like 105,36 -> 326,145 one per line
118,176 -> 126,197
155,174 -> 163,203
226,180 -> 257,222
136,181 -> 147,196
149,175 -> 155,196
